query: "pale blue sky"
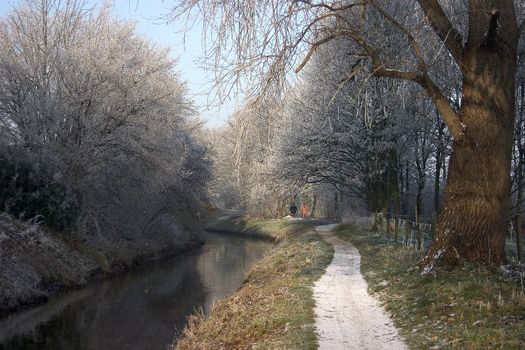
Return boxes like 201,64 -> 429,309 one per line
0,0 -> 235,128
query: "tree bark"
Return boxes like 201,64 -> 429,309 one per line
394,190 -> 400,244
513,78 -> 525,262
420,3 -> 519,272
311,193 -> 317,219
434,120 -> 446,217
513,215 -> 522,262
432,120 -> 446,238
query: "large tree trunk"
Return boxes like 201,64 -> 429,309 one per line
420,4 -> 519,272
514,79 -> 525,262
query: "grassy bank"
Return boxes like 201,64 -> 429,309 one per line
204,214 -> 302,241
174,219 -> 333,349
335,224 -> 525,350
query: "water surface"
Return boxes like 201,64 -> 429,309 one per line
0,232 -> 270,350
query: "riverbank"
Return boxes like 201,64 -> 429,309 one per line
174,219 -> 333,349
0,231 -> 269,349
0,213 -> 203,317
335,223 -> 525,349
204,214 -> 302,241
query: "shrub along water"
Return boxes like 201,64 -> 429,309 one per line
0,149 -> 79,231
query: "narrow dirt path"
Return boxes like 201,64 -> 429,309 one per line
313,224 -> 407,350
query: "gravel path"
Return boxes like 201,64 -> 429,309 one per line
313,224 -> 407,350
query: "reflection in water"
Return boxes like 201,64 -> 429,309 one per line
0,233 -> 270,350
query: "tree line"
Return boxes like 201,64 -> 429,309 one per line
175,0 -> 525,271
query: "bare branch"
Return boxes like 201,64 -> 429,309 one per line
295,0 -> 367,13
295,32 -> 348,74
370,0 -> 429,73
370,64 -> 463,142
417,76 -> 464,141
417,0 -> 464,66
302,23 -> 462,141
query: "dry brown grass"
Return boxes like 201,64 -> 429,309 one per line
174,220 -> 333,350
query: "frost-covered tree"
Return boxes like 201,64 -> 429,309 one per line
274,61 -> 398,213
209,96 -> 285,217
271,36 -> 448,226
0,0 -> 211,241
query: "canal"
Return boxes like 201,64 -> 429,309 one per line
0,232 -> 271,350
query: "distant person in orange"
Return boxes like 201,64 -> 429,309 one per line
300,203 -> 308,219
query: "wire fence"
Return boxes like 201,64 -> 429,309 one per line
344,214 -> 524,263
347,214 -> 433,250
